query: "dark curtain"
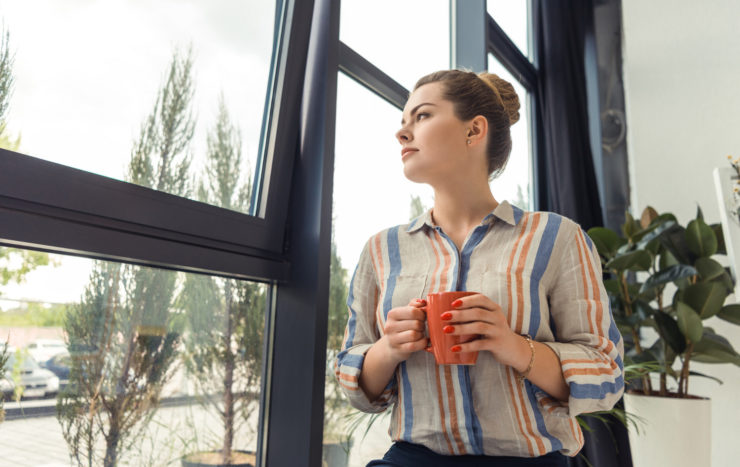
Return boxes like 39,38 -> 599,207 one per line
533,0 -> 603,231
534,1 -> 632,466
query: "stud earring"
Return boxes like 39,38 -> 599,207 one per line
467,139 -> 471,144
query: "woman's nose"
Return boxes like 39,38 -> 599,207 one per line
396,127 -> 412,144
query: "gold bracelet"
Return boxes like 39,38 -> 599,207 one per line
517,334 -> 535,382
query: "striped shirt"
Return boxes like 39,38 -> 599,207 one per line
334,200 -> 624,458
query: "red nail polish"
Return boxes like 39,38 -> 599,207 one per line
420,299 -> 427,306
440,312 -> 452,321
450,345 -> 462,352
443,325 -> 455,334
451,299 -> 462,308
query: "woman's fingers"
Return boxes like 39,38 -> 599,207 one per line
443,306 -> 505,326
387,329 -> 426,345
387,305 -> 426,322
442,321 -> 497,337
450,294 -> 501,313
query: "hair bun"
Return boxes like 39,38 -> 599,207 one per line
477,72 -> 520,126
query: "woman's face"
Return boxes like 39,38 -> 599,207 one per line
396,82 -> 473,185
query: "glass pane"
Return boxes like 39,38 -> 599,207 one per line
340,0 -> 450,90
0,246 -> 267,466
487,0 -> 530,59
0,1 -> 278,216
323,74 -> 435,464
488,54 -> 533,211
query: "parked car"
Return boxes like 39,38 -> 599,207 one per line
26,339 -> 67,363
42,352 -> 71,388
1,347 -> 60,400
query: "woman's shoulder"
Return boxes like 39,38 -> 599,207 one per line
514,206 -> 583,233
364,211 -> 432,242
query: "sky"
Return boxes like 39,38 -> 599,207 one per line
0,0 -> 530,307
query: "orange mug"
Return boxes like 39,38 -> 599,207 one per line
424,291 -> 479,365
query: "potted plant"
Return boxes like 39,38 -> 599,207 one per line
587,205 -> 740,466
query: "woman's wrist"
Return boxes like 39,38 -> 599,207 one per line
510,333 -> 535,374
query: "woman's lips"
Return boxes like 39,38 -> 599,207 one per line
401,148 -> 418,159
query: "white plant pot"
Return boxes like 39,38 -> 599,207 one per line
624,391 -> 711,467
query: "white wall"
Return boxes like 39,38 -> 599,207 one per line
622,1 -> 740,465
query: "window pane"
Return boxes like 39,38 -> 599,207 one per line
488,54 -> 533,211
487,0 -> 531,59
0,1 -> 278,216
323,74 -> 435,463
340,0 -> 450,90
0,247 -> 267,466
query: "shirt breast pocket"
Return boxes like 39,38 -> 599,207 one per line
378,274 -> 428,318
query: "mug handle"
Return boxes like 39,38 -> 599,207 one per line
420,306 -> 433,353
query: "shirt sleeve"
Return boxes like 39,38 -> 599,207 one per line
542,221 -> 625,417
333,239 -> 397,413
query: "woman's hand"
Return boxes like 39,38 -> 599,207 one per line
359,298 -> 428,402
380,298 -> 429,365
441,294 -> 530,372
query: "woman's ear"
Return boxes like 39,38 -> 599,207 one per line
467,115 -> 488,146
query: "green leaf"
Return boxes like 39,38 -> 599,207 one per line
587,227 -> 627,261
717,304 -> 740,325
688,370 -> 723,385
685,217 -> 717,258
676,301 -> 703,343
634,220 -> 677,248
622,212 -> 640,240
659,249 -> 679,271
606,250 -> 652,272
692,332 -> 740,366
603,278 -> 622,296
660,225 -> 693,265
650,212 -> 678,227
639,264 -> 697,293
710,223 -> 727,255
720,269 -> 735,293
682,282 -> 727,319
653,311 -> 686,354
694,257 -> 725,281
696,205 -> 704,222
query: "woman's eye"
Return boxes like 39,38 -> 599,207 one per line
416,112 -> 430,121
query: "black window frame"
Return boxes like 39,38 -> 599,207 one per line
0,0 -> 313,281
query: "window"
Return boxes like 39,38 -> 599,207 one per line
487,54 -> 533,211
486,0 -> 531,59
0,247 -> 267,466
340,0 -> 450,90
0,0 -> 277,216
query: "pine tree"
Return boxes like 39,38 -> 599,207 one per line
57,49 -> 195,467
178,96 -> 265,465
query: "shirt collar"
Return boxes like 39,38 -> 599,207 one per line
406,200 -> 524,233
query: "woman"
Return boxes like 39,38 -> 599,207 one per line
334,70 -> 624,466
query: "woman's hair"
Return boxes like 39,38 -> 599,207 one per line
414,70 -> 520,178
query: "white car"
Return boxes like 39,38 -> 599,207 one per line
26,339 -> 68,364
1,347 -> 60,400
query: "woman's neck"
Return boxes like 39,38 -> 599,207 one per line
431,180 -> 498,244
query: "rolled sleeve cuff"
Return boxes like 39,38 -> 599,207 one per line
334,344 -> 396,413
542,341 -> 625,417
